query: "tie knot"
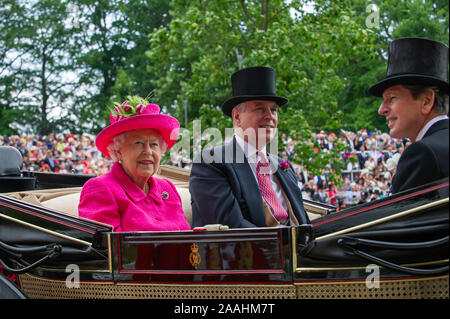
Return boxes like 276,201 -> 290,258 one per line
256,161 -> 270,173
256,151 -> 271,174
257,160 -> 270,168
257,160 -> 271,175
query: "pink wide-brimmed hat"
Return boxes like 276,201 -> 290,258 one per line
96,100 -> 180,158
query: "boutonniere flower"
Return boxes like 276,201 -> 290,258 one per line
280,161 -> 290,171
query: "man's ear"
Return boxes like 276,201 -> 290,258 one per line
420,88 -> 435,115
231,107 -> 240,126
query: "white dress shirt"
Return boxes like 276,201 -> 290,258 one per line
234,134 -> 289,213
415,115 -> 449,142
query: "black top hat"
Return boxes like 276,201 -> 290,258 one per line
221,66 -> 288,117
369,38 -> 449,97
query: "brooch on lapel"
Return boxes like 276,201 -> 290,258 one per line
161,191 -> 169,200
280,161 -> 290,171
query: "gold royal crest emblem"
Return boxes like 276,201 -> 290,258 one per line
189,243 -> 201,270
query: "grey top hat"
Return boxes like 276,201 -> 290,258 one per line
369,38 -> 449,97
221,66 -> 288,117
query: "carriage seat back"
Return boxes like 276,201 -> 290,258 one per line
0,146 -> 22,176
0,146 -> 36,192
41,192 -> 81,217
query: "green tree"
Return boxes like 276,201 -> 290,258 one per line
69,0 -> 172,135
0,0 -> 30,135
69,0 -> 132,134
339,0 -> 449,132
0,0 -> 78,135
1,0 -> 171,136
148,0 -> 372,181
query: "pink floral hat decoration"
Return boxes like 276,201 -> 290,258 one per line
95,97 -> 180,158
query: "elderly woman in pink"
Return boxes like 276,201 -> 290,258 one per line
78,97 -> 190,232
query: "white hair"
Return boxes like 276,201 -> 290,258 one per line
232,102 -> 247,129
235,102 -> 247,112
107,133 -> 127,162
106,130 -> 167,162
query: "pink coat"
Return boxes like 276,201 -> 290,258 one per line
78,163 -> 190,232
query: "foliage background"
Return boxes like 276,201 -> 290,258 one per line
1,0 -> 448,180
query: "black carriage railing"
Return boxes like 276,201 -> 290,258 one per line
337,235 -> 449,276
0,240 -> 62,274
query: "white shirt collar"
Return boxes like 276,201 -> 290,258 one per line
234,134 -> 266,163
416,115 -> 448,142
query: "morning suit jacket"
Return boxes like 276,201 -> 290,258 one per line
189,137 -> 310,228
391,119 -> 449,193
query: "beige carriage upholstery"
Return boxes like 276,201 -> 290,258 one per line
4,166 -> 193,226
4,165 -> 324,227
41,191 -> 81,217
40,187 -> 194,225
5,187 -> 83,217
5,185 -> 193,226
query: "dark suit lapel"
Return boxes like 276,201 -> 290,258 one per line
423,119 -> 449,138
269,154 -> 309,224
392,119 -> 448,193
273,159 -> 297,199
268,153 -> 293,189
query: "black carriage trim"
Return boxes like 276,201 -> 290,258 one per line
310,178 -> 448,235
113,227 -> 290,278
294,178 -> 448,280
0,193 -> 112,242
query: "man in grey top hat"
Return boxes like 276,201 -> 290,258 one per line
369,37 -> 449,193
189,66 -> 309,228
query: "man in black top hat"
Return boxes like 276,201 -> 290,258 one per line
369,37 -> 449,193
189,66 -> 309,228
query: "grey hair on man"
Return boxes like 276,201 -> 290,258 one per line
402,84 -> 449,115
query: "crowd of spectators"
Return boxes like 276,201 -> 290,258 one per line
279,129 -> 408,210
1,128 -> 408,211
0,133 -> 112,176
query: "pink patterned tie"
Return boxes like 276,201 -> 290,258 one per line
256,152 -> 288,221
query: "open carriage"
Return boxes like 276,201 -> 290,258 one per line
0,146 -> 448,299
